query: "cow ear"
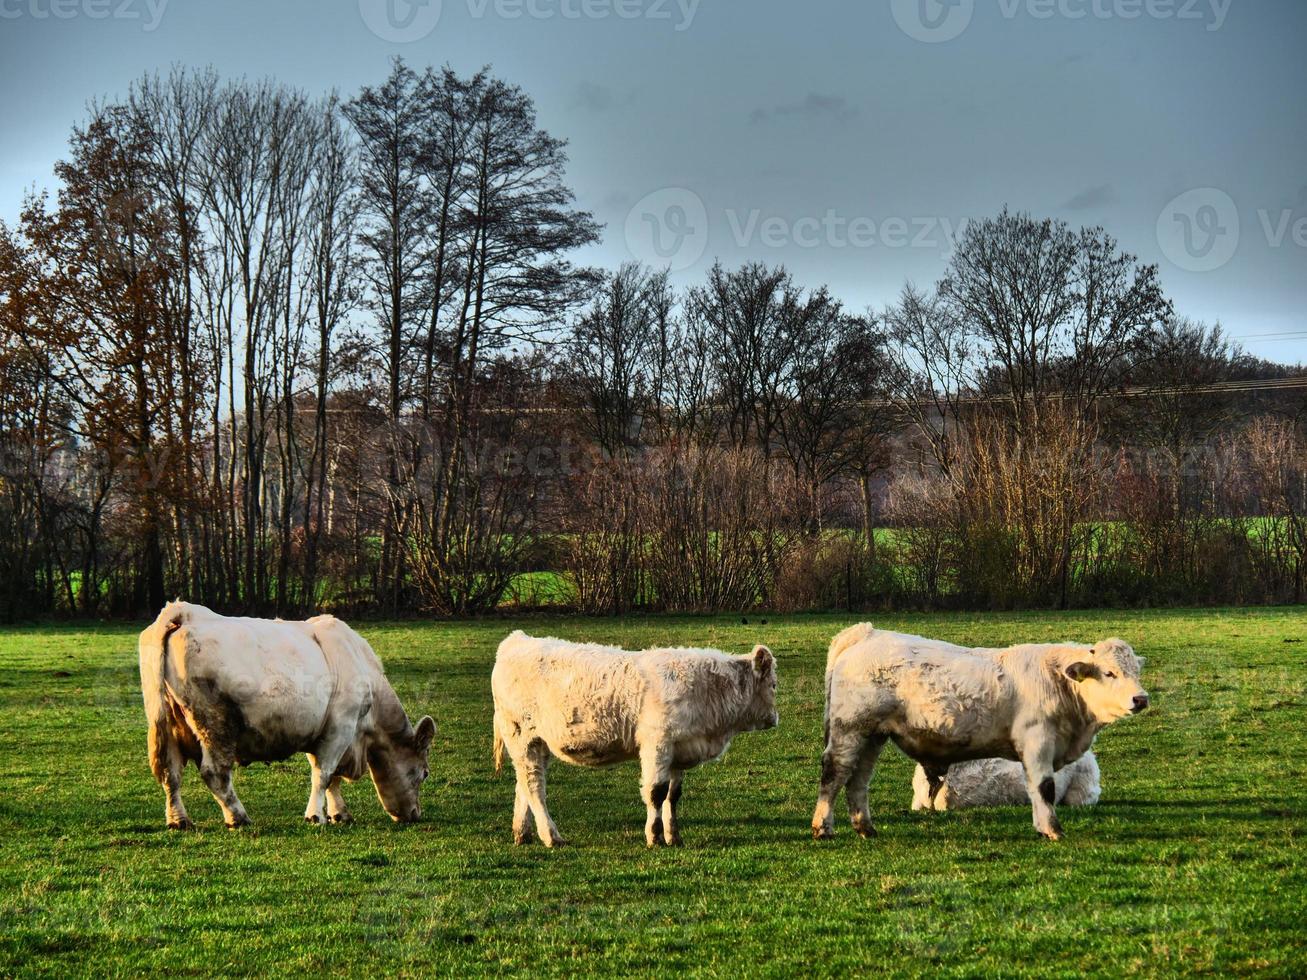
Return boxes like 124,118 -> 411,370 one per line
413,716 -> 437,754
751,645 -> 774,677
1065,662 -> 1095,682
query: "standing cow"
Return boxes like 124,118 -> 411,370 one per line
139,602 -> 435,829
813,623 -> 1147,841
491,631 -> 779,848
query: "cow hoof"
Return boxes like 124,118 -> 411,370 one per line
329,813 -> 354,825
542,837 -> 567,849
226,816 -> 251,829
305,815 -> 324,825
667,835 -> 683,847
167,818 -> 194,831
855,825 -> 877,839
514,833 -> 535,846
1041,830 -> 1064,842
812,827 -> 835,840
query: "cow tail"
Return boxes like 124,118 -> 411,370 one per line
823,623 -> 874,749
140,606 -> 184,782
826,622 -> 874,676
492,713 -> 506,777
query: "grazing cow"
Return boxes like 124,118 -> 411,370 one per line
139,602 -> 435,829
910,752 -> 1102,811
813,623 -> 1146,841
491,631 -> 779,848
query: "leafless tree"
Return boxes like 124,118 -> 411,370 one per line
566,263 -> 673,455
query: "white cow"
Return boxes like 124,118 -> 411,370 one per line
911,752 -> 1102,811
139,602 -> 435,829
491,631 -> 779,848
813,623 -> 1146,841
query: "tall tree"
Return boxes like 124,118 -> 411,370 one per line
566,263 -> 672,455
414,71 -> 599,613
11,105 -> 181,611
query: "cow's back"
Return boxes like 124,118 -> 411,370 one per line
162,608 -> 334,765
829,630 -> 1012,748
493,634 -> 647,765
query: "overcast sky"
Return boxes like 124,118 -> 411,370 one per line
1,0 -> 1303,362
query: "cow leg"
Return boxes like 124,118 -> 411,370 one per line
923,764 -> 949,812
812,727 -> 868,840
198,751 -> 250,829
845,735 -> 888,838
639,742 -> 674,848
326,778 -> 353,824
512,777 -> 536,845
150,728 -> 193,831
305,733 -> 354,825
662,771 -> 684,847
517,741 -> 564,848
1020,742 -> 1063,841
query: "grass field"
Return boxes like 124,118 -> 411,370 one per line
1,609 -> 1304,976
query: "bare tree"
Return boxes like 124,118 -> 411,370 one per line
298,98 -> 361,610
882,283 -> 974,476
687,262 -> 808,456
941,208 -> 1171,420
346,58 -> 428,610
776,306 -> 889,534
412,71 -> 599,613
566,263 -> 673,455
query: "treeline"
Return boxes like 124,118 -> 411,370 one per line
0,61 -> 1303,619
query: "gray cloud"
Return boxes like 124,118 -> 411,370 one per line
750,93 -> 858,125
573,82 -> 614,112
1064,184 -> 1117,211
572,82 -> 635,114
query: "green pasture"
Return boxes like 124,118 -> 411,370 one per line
0,609 -> 1303,976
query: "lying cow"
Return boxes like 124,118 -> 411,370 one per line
491,631 -> 779,848
813,623 -> 1146,841
139,602 -> 435,829
911,752 -> 1102,811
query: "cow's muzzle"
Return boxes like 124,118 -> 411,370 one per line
1131,694 -> 1150,714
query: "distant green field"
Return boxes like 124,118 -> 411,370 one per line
1,610 -> 1304,976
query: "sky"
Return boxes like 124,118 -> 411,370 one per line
1,0 -> 1303,363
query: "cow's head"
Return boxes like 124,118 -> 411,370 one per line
743,645 -> 780,731
368,715 -> 436,823
1064,639 -> 1149,724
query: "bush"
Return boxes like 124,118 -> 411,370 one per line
771,533 -> 890,612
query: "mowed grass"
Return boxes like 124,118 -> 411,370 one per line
0,610 -> 1304,977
